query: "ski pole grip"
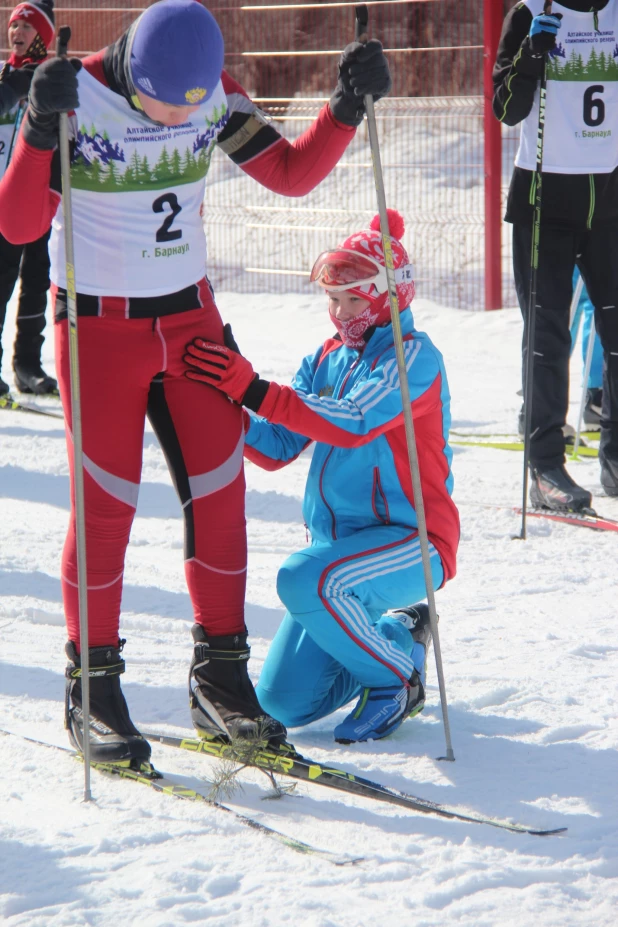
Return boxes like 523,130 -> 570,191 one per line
543,1 -> 553,14
355,4 -> 368,43
57,25 -> 71,58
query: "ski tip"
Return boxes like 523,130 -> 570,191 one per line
527,826 -> 568,836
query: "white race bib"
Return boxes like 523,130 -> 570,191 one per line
515,2 -> 618,174
50,67 -> 229,296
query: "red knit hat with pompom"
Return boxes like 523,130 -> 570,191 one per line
338,209 -> 415,324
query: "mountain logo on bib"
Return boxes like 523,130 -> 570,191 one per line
193,104 -> 228,155
69,105 -> 229,193
547,42 -> 618,81
75,127 -> 126,168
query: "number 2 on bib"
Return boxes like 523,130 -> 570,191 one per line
153,192 -> 183,242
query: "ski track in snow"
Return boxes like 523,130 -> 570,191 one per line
1,292 -> 617,927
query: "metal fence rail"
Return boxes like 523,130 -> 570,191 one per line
0,0 -> 520,308
204,94 -> 518,308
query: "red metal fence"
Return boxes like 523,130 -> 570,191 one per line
0,1 -> 521,309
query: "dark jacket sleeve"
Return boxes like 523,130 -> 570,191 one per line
493,2 -> 545,126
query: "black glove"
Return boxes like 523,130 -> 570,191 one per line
23,56 -> 82,151
1,66 -> 34,104
0,66 -> 32,117
330,40 -> 392,127
526,12 -> 563,57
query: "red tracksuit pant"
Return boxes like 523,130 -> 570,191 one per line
54,290 -> 247,649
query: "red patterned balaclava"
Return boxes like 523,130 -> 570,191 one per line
330,210 -> 415,348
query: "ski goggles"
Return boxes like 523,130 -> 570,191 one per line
310,248 -> 414,294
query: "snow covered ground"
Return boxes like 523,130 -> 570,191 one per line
1,290 -> 617,927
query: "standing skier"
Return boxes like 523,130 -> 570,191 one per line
493,1 -> 618,507
0,0 -> 391,764
0,0 -> 56,397
184,211 -> 459,743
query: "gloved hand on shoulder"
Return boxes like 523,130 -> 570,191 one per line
23,55 -> 82,150
330,39 -> 391,127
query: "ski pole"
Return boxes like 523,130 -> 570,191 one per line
57,25 -> 92,802
519,0 -> 553,540
354,5 -> 454,762
572,313 -> 597,459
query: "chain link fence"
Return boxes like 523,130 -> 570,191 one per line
0,0 -> 521,308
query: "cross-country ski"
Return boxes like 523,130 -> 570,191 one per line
1,728 -> 361,865
0,393 -> 63,417
143,730 -> 567,837
457,500 -> 618,533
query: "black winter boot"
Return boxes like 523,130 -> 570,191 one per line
13,360 -> 58,395
530,464 -> 592,513
189,625 -> 287,746
65,640 -> 152,767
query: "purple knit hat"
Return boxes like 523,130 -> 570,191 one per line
130,0 -> 224,106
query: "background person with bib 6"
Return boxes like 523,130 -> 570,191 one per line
0,0 -> 391,766
493,1 -> 618,508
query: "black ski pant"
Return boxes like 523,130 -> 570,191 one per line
0,227 -> 51,371
513,221 -> 618,469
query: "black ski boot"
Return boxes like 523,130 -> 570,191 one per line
600,455 -> 618,497
189,625 -> 287,747
583,388 -> 602,430
530,464 -> 592,513
65,640 -> 152,767
0,375 -> 9,397
13,360 -> 58,395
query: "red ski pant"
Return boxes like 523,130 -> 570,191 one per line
55,297 -> 247,650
